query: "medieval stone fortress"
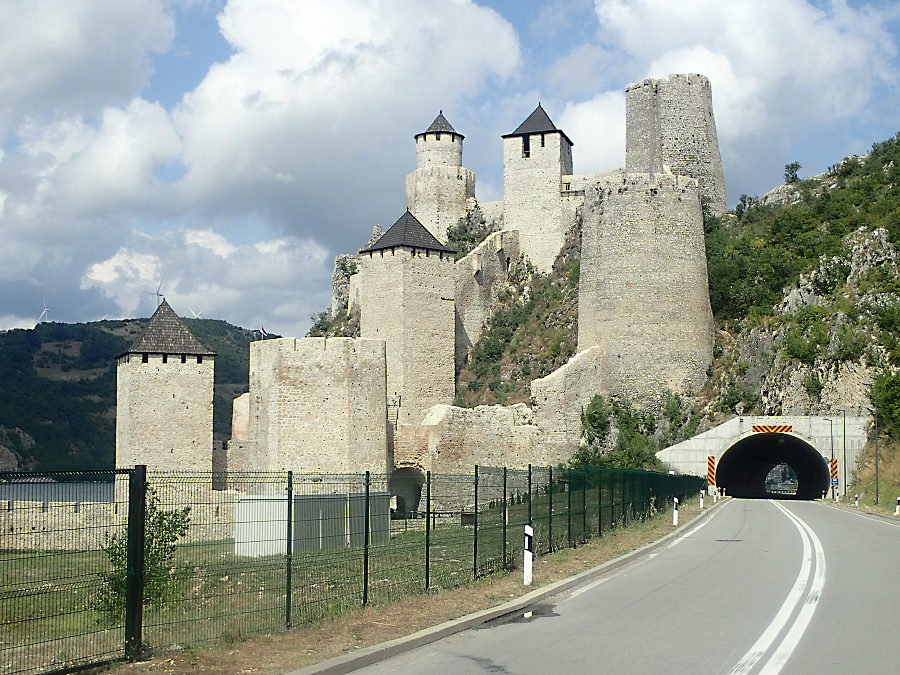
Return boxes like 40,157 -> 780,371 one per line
113,73 -> 724,510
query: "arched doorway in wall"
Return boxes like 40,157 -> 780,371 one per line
716,432 -> 830,499
389,468 -> 426,517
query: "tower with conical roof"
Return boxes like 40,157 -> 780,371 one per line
115,300 -> 215,471
356,211 -> 456,463
405,111 -> 475,244
502,104 -> 574,272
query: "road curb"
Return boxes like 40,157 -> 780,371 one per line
287,499 -> 725,675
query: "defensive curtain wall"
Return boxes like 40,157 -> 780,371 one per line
658,415 -> 868,500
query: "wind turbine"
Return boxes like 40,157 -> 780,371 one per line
36,299 -> 49,324
189,308 -> 203,319
146,273 -> 166,308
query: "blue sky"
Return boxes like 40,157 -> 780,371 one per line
2,0 -> 899,336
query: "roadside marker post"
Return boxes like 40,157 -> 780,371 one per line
895,497 -> 899,516
672,497 -> 679,527
523,524 -> 534,585
699,492 -> 704,509
855,494 -> 859,507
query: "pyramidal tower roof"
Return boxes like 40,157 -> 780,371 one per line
416,111 -> 463,140
503,103 -> 573,145
359,210 -> 454,255
123,300 -> 215,356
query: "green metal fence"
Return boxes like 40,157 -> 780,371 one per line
0,465 -> 703,674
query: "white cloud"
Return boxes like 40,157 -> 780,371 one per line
559,91 -> 626,174
0,0 -> 174,130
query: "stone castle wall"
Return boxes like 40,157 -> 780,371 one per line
502,131 -> 574,273
115,354 -> 214,470
577,171 -> 714,408
625,73 -> 726,214
357,249 -> 456,446
454,229 -> 521,366
240,337 -> 388,473
405,165 -> 475,243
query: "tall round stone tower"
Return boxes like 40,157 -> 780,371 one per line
625,73 -> 727,215
502,104 -> 574,272
405,112 -> 475,244
356,211 -> 456,463
115,300 -> 215,470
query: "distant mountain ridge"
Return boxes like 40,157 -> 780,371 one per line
0,318 -> 268,471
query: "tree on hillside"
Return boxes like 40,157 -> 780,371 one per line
784,161 -> 802,184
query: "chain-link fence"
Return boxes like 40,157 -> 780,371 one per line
1,465 -> 704,675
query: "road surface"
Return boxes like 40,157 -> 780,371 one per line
356,500 -> 900,674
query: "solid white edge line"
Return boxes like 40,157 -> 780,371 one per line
759,503 -> 826,674
728,502 -> 813,675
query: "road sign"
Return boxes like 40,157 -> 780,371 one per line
831,478 -> 839,486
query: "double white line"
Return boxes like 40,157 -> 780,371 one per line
729,501 -> 826,675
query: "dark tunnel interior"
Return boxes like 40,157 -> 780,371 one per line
716,432 -> 830,500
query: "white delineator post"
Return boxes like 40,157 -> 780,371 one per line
523,524 -> 534,585
895,497 -> 899,516
699,492 -> 704,509
672,497 -> 679,526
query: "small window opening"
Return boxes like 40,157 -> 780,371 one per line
181,354 -> 187,363
162,354 -> 168,364
197,355 -> 203,364
142,353 -> 149,363
540,134 -> 545,147
522,135 -> 531,158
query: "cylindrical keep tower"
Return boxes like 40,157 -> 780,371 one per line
405,112 -> 475,244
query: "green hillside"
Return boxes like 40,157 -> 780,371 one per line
0,318 -> 267,471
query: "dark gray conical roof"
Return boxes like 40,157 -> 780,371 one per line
359,211 -> 454,255
415,111 -> 463,140
503,104 -> 573,145
122,300 -> 214,356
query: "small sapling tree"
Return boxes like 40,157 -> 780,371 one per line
91,488 -> 191,623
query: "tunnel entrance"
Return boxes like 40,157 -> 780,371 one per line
716,432 -> 829,500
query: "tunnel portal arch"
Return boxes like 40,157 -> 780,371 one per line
716,432 -> 830,499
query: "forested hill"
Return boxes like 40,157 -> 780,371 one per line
0,318 -> 266,471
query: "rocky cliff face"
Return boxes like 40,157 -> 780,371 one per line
712,227 -> 895,418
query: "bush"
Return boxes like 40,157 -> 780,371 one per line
91,488 -> 191,623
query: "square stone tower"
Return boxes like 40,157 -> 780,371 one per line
502,104 -> 574,272
356,211 -> 456,463
405,112 -> 475,243
115,300 -> 215,470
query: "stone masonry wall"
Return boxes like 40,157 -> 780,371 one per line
246,337 -> 388,473
115,354 -> 214,471
405,165 -> 475,243
454,229 -> 520,366
625,73 -> 726,214
577,171 -> 714,409
503,131 -> 574,272
357,249 -> 456,456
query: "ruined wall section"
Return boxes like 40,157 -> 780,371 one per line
531,346 -> 604,448
625,74 -> 726,214
357,249 -> 455,459
412,404 -> 570,476
454,229 -> 520,366
245,337 -> 388,473
577,171 -> 714,408
503,131 -> 573,272
115,354 -> 213,470
406,132 -> 475,243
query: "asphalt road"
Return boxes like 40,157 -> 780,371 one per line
353,500 -> 900,674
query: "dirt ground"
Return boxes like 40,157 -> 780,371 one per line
103,504 -> 702,674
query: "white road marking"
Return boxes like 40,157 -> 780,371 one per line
729,501 -> 824,675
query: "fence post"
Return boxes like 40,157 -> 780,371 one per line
567,469 -> 573,549
597,470 -> 603,537
285,471 -> 294,628
425,471 -> 431,590
581,469 -> 587,543
363,471 -> 371,606
124,465 -> 147,661
473,465 -> 479,580
502,468 -> 508,569
548,466 -> 553,552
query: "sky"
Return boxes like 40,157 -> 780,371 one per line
2,0 -> 900,337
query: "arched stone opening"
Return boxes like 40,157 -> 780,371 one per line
389,468 -> 426,516
716,432 -> 829,500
